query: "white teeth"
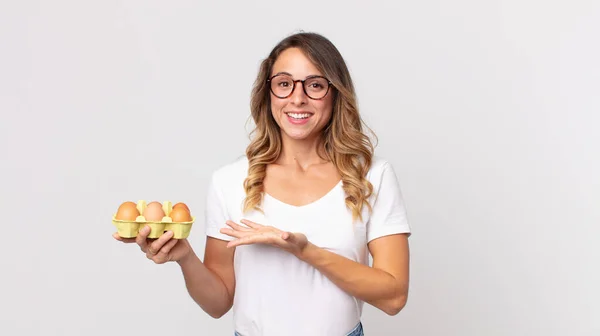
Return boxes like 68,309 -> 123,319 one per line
287,113 -> 311,119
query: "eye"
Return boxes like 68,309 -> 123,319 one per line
306,78 -> 327,90
273,76 -> 293,88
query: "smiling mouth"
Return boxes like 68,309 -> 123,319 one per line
286,112 -> 313,120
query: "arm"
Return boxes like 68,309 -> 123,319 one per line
222,219 -> 410,316
298,233 -> 410,316
177,169 -> 237,318
177,237 -> 236,318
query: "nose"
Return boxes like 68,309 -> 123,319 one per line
290,80 -> 308,105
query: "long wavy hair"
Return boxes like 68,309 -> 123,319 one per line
243,32 -> 377,222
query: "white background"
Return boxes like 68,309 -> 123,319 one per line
1,1 -> 599,335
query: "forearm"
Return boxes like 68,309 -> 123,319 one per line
298,243 -> 408,315
177,253 -> 232,318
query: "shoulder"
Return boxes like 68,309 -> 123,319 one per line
365,155 -> 404,199
366,156 -> 395,183
210,154 -> 249,191
364,156 -> 411,239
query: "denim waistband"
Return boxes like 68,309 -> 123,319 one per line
347,321 -> 364,336
234,321 -> 363,336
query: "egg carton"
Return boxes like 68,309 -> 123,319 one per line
112,200 -> 195,239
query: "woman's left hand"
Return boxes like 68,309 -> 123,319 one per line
220,219 -> 309,257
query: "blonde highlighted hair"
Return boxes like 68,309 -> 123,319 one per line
243,32 -> 377,222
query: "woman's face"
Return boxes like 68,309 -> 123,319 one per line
269,47 -> 334,142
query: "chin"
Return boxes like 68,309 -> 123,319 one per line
282,129 -> 313,140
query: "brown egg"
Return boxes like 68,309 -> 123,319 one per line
170,207 -> 192,222
143,201 -> 165,221
115,201 -> 139,221
173,202 -> 190,214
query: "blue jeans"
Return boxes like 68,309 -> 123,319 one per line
234,321 -> 364,336
347,322 -> 364,336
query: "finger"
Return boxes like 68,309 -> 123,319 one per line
148,230 -> 174,255
136,225 -> 150,252
281,232 -> 303,247
225,220 -> 252,232
157,238 -> 178,258
220,227 -> 246,239
240,219 -> 262,228
227,239 -> 245,248
113,232 -> 136,243
226,233 -> 273,248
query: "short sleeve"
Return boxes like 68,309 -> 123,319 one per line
367,161 -> 411,242
204,171 -> 234,241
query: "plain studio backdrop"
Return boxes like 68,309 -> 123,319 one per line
1,1 -> 598,335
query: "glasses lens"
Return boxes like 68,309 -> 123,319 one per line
270,75 -> 293,98
304,77 -> 329,99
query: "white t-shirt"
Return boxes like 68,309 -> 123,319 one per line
205,155 -> 411,336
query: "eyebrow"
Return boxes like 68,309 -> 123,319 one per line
272,71 -> 292,77
270,72 -> 323,79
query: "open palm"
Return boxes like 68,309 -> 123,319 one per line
220,219 -> 308,257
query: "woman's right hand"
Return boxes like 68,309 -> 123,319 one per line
112,225 -> 195,264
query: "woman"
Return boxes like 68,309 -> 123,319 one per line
113,32 -> 411,336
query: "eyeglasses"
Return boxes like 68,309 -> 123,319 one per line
267,74 -> 332,100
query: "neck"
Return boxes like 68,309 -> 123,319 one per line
277,133 -> 328,170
